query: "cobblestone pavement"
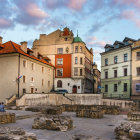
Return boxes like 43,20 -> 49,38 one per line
1,110 -> 128,140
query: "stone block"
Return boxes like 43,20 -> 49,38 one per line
32,115 -> 73,131
0,112 -> 15,124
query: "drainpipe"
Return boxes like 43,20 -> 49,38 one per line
18,53 -> 20,98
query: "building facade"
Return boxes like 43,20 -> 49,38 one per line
32,27 -> 93,93
101,39 -> 133,99
93,63 -> 101,94
0,38 -> 54,101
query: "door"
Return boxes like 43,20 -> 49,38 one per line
31,88 -> 34,93
73,85 -> 77,93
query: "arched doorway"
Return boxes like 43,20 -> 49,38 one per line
72,85 -> 77,93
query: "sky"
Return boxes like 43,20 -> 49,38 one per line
1,0 -> 140,70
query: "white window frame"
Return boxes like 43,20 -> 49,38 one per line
57,58 -> 63,65
57,48 -> 63,54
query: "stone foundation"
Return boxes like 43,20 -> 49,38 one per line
127,111 -> 140,121
115,122 -> 140,140
0,126 -> 37,140
76,109 -> 103,119
0,112 -> 15,124
32,115 -> 73,131
64,105 -> 120,115
26,106 -> 63,115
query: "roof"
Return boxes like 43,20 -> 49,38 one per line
73,35 -> 84,43
123,37 -> 137,42
0,41 -> 54,67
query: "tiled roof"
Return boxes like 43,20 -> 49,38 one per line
0,41 -> 54,67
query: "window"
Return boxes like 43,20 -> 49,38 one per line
114,84 -> 117,92
31,63 -> 34,70
23,60 -> 26,68
124,53 -> 128,62
57,58 -> 63,65
48,69 -> 50,75
80,69 -> 82,76
137,67 -> 140,76
136,84 -> 140,92
80,46 -> 82,52
105,71 -> 108,79
75,46 -> 78,53
124,83 -> 127,92
80,57 -> 83,64
23,88 -> 26,94
23,75 -> 25,83
42,67 -> 44,73
114,56 -> 118,64
75,57 -> 78,64
57,80 -> 62,88
105,58 -> 108,66
114,70 -> 117,78
124,68 -> 127,76
65,37 -> 67,41
57,48 -> 63,54
74,68 -> 78,76
42,79 -> 44,86
137,52 -> 140,60
105,85 -> 108,92
57,69 -> 63,76
48,81 -> 50,87
31,77 -> 34,82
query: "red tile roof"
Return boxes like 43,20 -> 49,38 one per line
0,41 -> 55,67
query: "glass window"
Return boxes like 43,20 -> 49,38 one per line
57,58 -> 63,65
105,85 -> 108,92
124,68 -> 127,76
75,57 -> 78,64
124,83 -> 127,92
137,52 -> 140,60
114,70 -> 117,78
80,46 -> 82,52
124,53 -> 128,62
105,71 -> 108,79
114,84 -> 117,92
74,68 -> 78,76
105,58 -> 108,66
137,67 -> 140,76
114,56 -> 118,64
75,46 -> 78,53
80,57 -> 83,64
57,69 -> 63,76
23,60 -> 26,68
57,48 -> 63,54
80,69 -> 82,76
23,75 -> 25,83
136,84 -> 140,92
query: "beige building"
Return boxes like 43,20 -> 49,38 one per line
32,27 -> 93,93
93,63 -> 101,94
0,38 -> 54,101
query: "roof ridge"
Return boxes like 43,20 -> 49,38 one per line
10,41 -> 19,53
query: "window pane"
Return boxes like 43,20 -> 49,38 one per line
57,48 -> 63,54
57,69 -> 63,76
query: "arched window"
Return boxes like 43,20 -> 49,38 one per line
57,80 -> 62,88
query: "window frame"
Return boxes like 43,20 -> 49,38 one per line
57,80 -> 62,88
57,58 -> 63,65
75,46 -> 78,53
75,57 -> 78,64
114,84 -> 117,92
57,48 -> 63,54
56,68 -> 63,77
105,71 -> 108,79
124,68 -> 127,76
105,85 -> 108,92
124,83 -> 127,92
137,52 -> 140,60
105,58 -> 108,66
114,56 -> 118,64
124,53 -> 128,62
114,70 -> 117,78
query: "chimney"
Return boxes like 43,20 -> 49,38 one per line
0,36 -> 3,44
20,41 -> 27,53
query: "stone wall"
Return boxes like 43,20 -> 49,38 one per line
16,93 -> 133,110
0,112 -> 15,124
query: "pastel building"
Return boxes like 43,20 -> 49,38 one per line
32,27 -> 93,93
0,37 -> 54,101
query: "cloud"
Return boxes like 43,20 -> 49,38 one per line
0,18 -> 14,29
122,10 -> 140,28
68,0 -> 87,11
14,0 -> 49,26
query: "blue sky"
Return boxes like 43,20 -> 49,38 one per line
1,0 -> 140,70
